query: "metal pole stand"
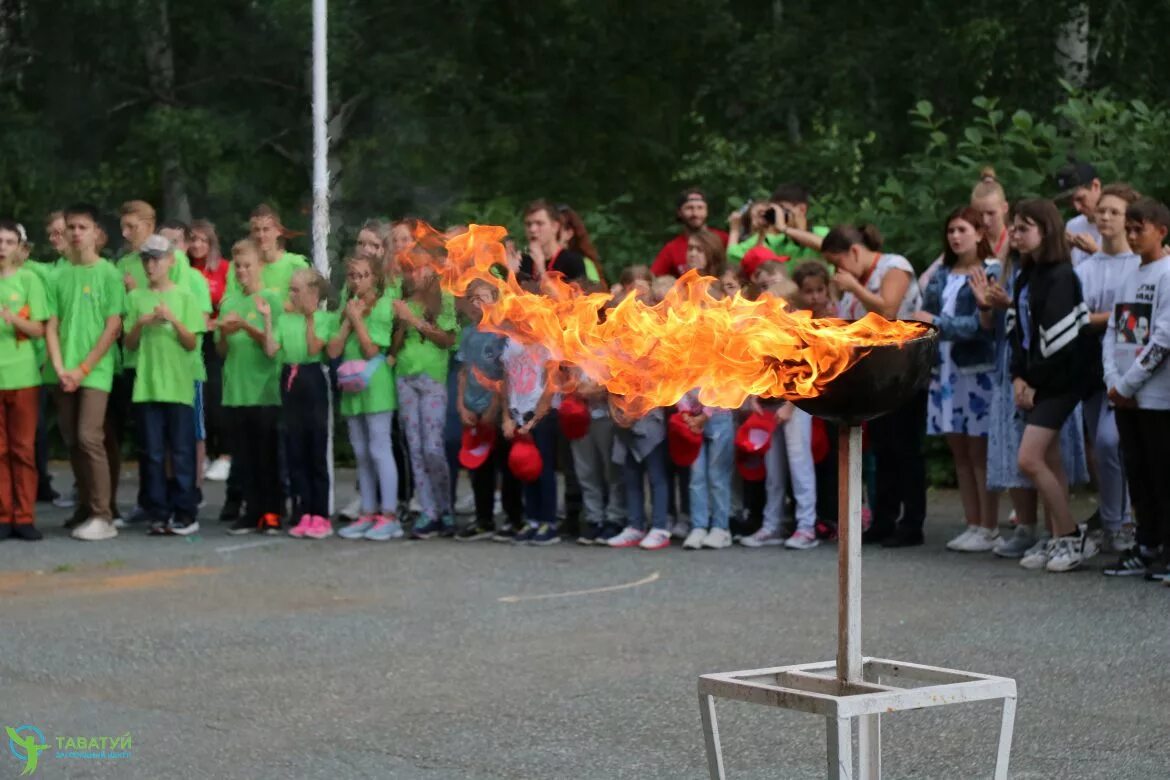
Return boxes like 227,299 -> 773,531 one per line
697,426 -> 1017,779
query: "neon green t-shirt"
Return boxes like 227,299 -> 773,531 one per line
727,226 -> 831,266
395,293 -> 458,383
336,295 -> 396,417
29,258 -> 66,384
226,252 -> 309,297
118,251 -> 200,372
276,310 -> 336,366
0,267 -> 49,390
126,286 -> 204,406
183,267 -> 213,382
49,259 -> 125,392
218,289 -> 284,407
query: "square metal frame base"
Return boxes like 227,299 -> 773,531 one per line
698,657 -> 1017,780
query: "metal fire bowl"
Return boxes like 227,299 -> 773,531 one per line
793,323 -> 939,426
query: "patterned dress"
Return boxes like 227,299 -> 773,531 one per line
928,274 -> 995,436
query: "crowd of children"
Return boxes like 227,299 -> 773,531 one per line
1,167 -> 1168,587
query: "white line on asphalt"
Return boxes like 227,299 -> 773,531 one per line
215,540 -> 279,554
498,571 -> 661,603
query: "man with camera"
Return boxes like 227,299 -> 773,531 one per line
650,188 -> 729,278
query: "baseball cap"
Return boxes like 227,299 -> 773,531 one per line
558,395 -> 591,440
1053,161 -> 1099,200
740,245 -> 789,281
507,435 -> 543,482
735,411 -> 776,481
677,188 -> 708,209
667,413 -> 704,467
458,424 -> 496,470
139,234 -> 174,259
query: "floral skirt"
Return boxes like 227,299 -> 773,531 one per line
927,360 -> 994,437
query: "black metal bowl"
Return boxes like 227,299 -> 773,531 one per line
793,324 -> 939,425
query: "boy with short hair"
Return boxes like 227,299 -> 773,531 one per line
1102,198 -> 1170,580
124,235 -> 205,535
47,204 -> 125,541
0,219 -> 49,540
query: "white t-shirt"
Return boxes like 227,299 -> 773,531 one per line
1103,256 -> 1170,409
1075,249 -> 1139,342
1067,214 -> 1102,268
501,339 -> 549,425
838,254 -> 921,321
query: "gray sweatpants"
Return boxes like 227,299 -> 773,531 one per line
569,415 -> 626,526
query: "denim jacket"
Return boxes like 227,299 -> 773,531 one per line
921,259 -> 999,374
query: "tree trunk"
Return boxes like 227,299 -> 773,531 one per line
1055,1 -> 1090,88
139,0 -> 191,222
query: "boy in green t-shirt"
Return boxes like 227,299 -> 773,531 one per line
124,235 -> 204,536
0,220 -> 50,540
47,204 -> 125,542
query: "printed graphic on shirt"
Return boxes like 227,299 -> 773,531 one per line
1114,301 -> 1151,346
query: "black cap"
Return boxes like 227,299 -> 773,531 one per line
1054,161 -> 1098,200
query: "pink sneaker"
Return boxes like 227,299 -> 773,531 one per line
288,514 -> 314,538
305,515 -> 334,540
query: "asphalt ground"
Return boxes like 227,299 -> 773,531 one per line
2,466 -> 1168,779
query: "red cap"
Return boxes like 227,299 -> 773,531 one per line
458,424 -> 496,470
558,394 -> 591,440
740,245 -> 789,281
508,434 -> 544,482
735,411 -> 776,481
667,413 -> 704,467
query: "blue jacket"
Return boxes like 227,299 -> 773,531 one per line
921,259 -> 999,373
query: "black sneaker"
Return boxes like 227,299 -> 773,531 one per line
577,523 -> 602,545
147,518 -> 169,536
529,523 -> 561,546
454,524 -> 493,542
170,515 -> 201,537
11,524 -> 43,541
0,523 -> 11,541
513,523 -> 539,544
219,499 -> 243,523
491,525 -> 517,543
36,486 -> 59,504
597,522 -> 624,544
1144,557 -> 1170,582
1103,548 -> 1152,577
862,527 -> 894,545
881,530 -> 925,548
227,516 -> 257,536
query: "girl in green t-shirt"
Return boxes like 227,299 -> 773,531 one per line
0,220 -> 49,540
217,240 -> 285,536
392,263 -> 459,537
328,256 -> 402,541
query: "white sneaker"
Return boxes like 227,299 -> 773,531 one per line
702,528 -> 732,549
71,518 -> 118,541
946,525 -> 979,551
204,456 -> 232,482
952,527 -> 1000,553
682,527 -> 708,550
607,527 -> 646,548
670,518 -> 691,540
1019,536 -> 1054,570
740,527 -> 784,547
784,529 -> 820,550
454,493 -> 475,516
1046,535 -> 1086,572
639,528 -> 672,550
339,496 -> 362,522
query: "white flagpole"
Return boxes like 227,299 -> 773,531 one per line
311,0 -> 330,277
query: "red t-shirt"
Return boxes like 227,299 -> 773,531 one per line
193,257 -> 230,315
651,228 -> 730,277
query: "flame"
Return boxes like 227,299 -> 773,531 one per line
406,223 -> 927,417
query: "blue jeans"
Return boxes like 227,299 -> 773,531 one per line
624,442 -> 668,531
690,413 -> 734,530
136,402 -> 198,521
524,414 -> 558,525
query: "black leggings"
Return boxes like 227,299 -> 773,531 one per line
868,389 -> 928,536
281,364 -> 332,518
231,405 -> 283,521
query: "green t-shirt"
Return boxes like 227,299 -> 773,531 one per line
276,310 -> 336,366
118,251 -> 200,372
727,226 -> 831,266
395,293 -> 458,383
184,267 -> 213,382
218,289 -> 284,407
226,252 -> 309,297
30,258 -> 67,384
126,286 -> 204,406
336,295 -> 396,417
49,260 -> 125,392
0,267 -> 49,390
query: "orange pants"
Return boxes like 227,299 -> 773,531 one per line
0,387 -> 40,525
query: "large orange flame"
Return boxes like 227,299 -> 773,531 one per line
406,223 -> 927,417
